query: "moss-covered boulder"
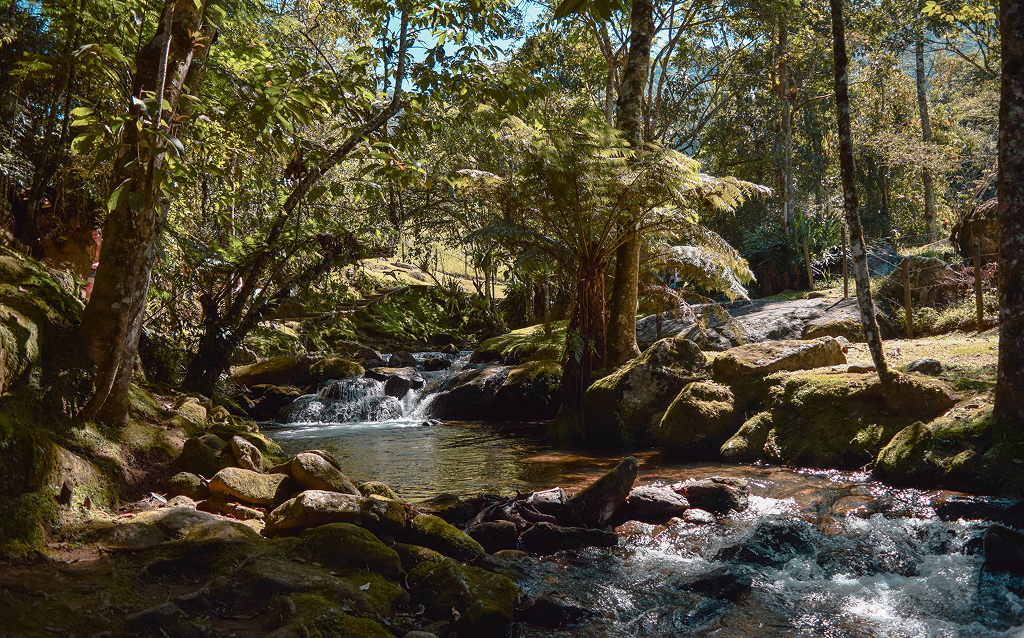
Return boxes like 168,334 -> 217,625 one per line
231,435 -> 263,472
242,322 -> 302,359
289,452 -> 359,495
580,337 -> 709,449
659,382 -> 741,459
405,514 -> 485,561
759,372 -> 955,468
267,595 -> 393,638
309,357 -> 364,382
174,397 -> 208,427
264,490 -> 409,537
415,493 -> 474,524
299,523 -> 404,580
394,542 -> 446,572
168,472 -> 210,501
172,437 -> 221,479
803,317 -> 864,342
470,322 -> 567,364
720,411 -> 774,462
358,481 -> 402,501
424,365 -> 509,418
712,337 -> 846,395
208,467 -> 295,507
408,558 -> 519,638
427,361 -> 562,421
232,355 -> 316,388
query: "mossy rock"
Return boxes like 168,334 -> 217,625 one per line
231,355 -> 316,387
659,382 -> 741,459
803,318 -> 864,342
243,323 -> 302,359
264,490 -> 410,537
470,321 -> 568,364
172,437 -> 221,480
415,493 -> 474,524
580,336 -> 709,449
308,357 -> 364,383
720,411 -> 774,462
394,542 -> 446,573
358,481 -> 402,501
333,569 -> 410,616
761,371 -> 955,468
405,514 -> 485,561
712,338 -> 846,403
289,452 -> 359,495
491,361 -> 562,420
168,472 -> 210,501
299,523 -> 404,580
268,593 -> 393,638
208,468 -> 296,507
408,557 -> 518,638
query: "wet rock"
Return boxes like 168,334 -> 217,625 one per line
232,355 -> 317,387
208,467 -> 295,507
247,384 -> 303,420
621,486 -> 690,524
984,525 -> 1024,575
167,472 -> 210,501
719,411 -> 773,462
712,337 -> 846,390
395,542 -> 446,573
231,435 -> 263,472
441,343 -> 461,355
558,456 -> 639,527
173,437 -> 220,479
425,365 -> 509,417
675,477 -> 748,515
416,493 -> 474,524
521,522 -> 618,555
518,593 -> 596,629
423,356 -> 452,371
359,481 -> 402,501
364,366 -> 425,397
408,557 -> 518,638
467,521 -> 520,553
675,566 -> 752,601
290,452 -> 359,494
660,382 -> 741,460
405,514 -> 486,561
714,519 -> 816,567
388,350 -> 418,367
527,487 -> 567,516
299,523 -> 404,580
907,358 -> 943,376
264,490 -> 408,537
581,337 -> 709,449
684,508 -> 716,524
308,356 -> 364,382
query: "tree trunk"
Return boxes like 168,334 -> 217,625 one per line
830,0 -> 893,394
915,17 -> 938,241
994,0 -> 1024,429
605,0 -> 652,367
79,0 -> 209,424
777,16 -> 792,233
559,258 -> 607,443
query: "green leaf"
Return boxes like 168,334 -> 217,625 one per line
107,178 -> 132,213
307,184 -> 328,203
70,106 -> 93,118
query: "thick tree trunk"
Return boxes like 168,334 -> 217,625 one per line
916,19 -> 938,241
560,258 -> 607,443
79,0 -> 209,423
995,0 -> 1024,429
777,17 -> 792,233
830,0 -> 893,393
605,0 -> 652,367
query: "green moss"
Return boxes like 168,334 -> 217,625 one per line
284,593 -> 394,638
406,514 -> 484,561
720,411 -> 773,461
408,558 -> 518,638
309,357 -> 364,382
0,490 -> 58,554
472,321 -> 568,363
355,286 -> 481,348
334,569 -> 409,617
394,542 -> 445,573
244,323 -> 302,358
358,481 -> 402,502
659,382 -> 739,459
300,523 -> 404,580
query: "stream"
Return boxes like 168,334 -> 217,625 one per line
263,353 -> 1024,637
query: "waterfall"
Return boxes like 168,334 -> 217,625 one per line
275,350 -> 469,425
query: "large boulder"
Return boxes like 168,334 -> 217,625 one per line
712,337 -> 846,396
231,355 -> 317,387
230,435 -> 263,472
405,514 -> 486,561
581,337 -> 709,449
760,372 -> 956,468
208,467 -> 295,507
388,350 -> 418,368
331,340 -> 384,363
298,523 -> 404,580
426,362 -> 561,421
674,477 -> 748,515
264,490 -> 409,536
172,437 -> 220,479
520,522 -> 618,555
877,256 -> 964,318
408,558 -> 519,638
245,385 -> 302,421
308,357 -> 364,382
659,382 -> 741,460
719,411 -> 774,462
557,456 -> 638,528
288,452 -> 359,494
167,472 -> 210,501
364,366 -> 425,396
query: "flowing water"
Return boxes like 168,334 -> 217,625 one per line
264,353 -> 1024,637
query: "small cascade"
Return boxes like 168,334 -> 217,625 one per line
275,350 -> 471,425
